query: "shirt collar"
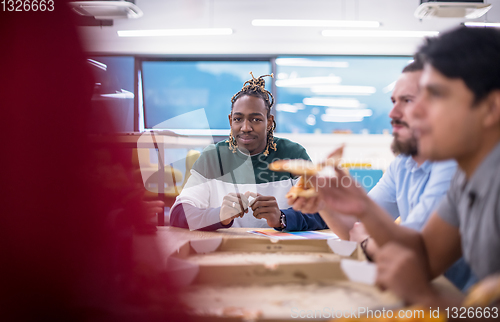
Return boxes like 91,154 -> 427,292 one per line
404,156 -> 432,174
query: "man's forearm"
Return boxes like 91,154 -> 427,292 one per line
171,203 -> 230,231
358,197 -> 426,258
318,209 -> 357,240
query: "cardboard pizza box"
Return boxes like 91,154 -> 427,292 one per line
167,237 -> 373,286
167,237 -> 400,321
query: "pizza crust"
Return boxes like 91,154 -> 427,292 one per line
269,145 -> 344,199
285,176 -> 317,199
268,159 -> 321,176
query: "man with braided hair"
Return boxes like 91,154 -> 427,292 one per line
170,73 -> 327,231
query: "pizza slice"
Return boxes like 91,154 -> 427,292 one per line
269,145 -> 344,199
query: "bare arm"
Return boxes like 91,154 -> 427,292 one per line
290,170 -> 425,250
376,242 -> 465,307
319,209 -> 357,240
376,212 -> 463,306
292,169 -> 460,271
421,212 -> 462,278
313,172 -> 427,257
357,196 -> 424,252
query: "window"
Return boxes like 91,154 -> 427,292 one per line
275,56 -> 412,134
141,60 -> 272,134
87,56 -> 135,133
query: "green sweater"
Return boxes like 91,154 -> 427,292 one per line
171,137 -> 310,230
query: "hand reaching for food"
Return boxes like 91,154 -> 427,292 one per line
308,144 -> 375,218
269,144 -> 345,201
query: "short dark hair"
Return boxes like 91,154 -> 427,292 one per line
416,26 -> 500,105
402,57 -> 423,73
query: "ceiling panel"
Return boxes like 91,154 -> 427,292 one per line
78,0 -> 500,55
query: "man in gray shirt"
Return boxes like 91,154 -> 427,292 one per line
436,143 -> 500,282
296,26 -> 500,308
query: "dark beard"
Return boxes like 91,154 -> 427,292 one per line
391,133 -> 418,156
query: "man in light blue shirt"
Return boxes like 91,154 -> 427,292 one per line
367,156 -> 457,232
379,61 -> 456,226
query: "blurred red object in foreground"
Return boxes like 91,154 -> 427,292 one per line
0,4 -> 187,321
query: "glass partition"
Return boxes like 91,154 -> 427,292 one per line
275,56 -> 411,134
142,60 -> 272,134
87,56 -> 135,133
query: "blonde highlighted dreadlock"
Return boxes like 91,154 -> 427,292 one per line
228,72 -> 277,156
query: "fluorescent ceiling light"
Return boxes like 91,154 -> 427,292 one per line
325,108 -> 372,117
276,103 -> 305,113
252,19 -> 380,28
276,76 -> 341,88
276,58 -> 349,68
322,30 -> 439,38
321,115 -> 364,123
117,28 -> 233,37
166,129 -> 230,136
277,73 -> 289,79
311,85 -> 376,95
87,59 -> 107,71
321,108 -> 373,122
464,22 -> 500,28
304,97 -> 365,108
100,90 -> 134,99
